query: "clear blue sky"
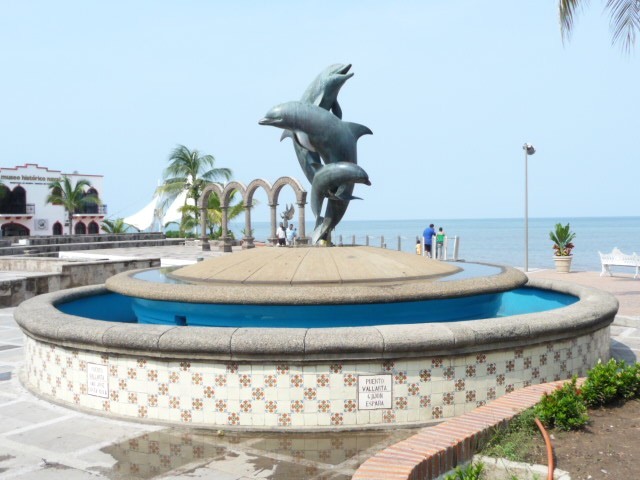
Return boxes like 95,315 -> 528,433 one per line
0,1 -> 637,222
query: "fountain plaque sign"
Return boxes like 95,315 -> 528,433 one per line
357,374 -> 392,410
87,363 -> 109,398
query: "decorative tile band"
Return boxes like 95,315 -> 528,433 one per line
23,327 -> 609,429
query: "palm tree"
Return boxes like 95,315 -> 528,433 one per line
169,192 -> 246,238
559,0 -> 639,51
46,177 -> 98,235
155,145 -> 232,235
204,191 -> 247,238
101,218 -> 136,234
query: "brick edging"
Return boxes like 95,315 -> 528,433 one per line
353,379 -> 580,480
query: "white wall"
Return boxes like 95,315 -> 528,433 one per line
0,163 -> 105,236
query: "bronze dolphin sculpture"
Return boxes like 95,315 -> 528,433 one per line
280,63 -> 354,184
259,102 -> 372,165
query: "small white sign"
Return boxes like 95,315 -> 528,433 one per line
87,363 -> 109,398
357,374 -> 392,410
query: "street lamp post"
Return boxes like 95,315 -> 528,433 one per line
523,143 -> 536,272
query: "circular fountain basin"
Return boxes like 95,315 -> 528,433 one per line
56,288 -> 578,328
15,246 -> 618,431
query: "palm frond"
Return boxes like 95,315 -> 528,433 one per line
559,0 -> 586,43
606,0 -> 640,51
201,167 -> 232,182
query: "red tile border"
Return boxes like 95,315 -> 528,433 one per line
352,379 -> 578,480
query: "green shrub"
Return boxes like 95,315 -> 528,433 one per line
534,377 -> 588,430
444,461 -> 484,480
581,359 -> 640,407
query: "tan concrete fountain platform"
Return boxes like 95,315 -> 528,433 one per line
171,246 -> 460,285
106,246 -> 528,305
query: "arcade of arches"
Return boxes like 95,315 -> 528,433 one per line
0,185 -> 27,215
73,221 -> 100,235
199,176 -> 307,252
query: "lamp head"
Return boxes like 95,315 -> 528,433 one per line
523,143 -> 536,155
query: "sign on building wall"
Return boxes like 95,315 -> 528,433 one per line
87,363 -> 109,398
0,174 -> 62,185
357,374 -> 392,410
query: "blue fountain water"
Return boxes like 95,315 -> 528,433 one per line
57,287 -> 576,328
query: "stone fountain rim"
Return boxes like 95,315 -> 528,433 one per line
14,278 -> 618,363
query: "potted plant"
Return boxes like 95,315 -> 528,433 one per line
549,222 -> 576,273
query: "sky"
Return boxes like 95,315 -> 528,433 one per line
0,1 -> 637,223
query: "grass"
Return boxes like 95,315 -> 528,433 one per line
480,408 -> 541,462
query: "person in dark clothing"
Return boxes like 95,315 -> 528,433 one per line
422,223 -> 435,258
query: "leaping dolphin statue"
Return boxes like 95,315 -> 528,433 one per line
280,64 -> 354,184
259,101 -> 372,165
260,64 -> 372,245
309,162 -> 371,220
300,63 -> 353,118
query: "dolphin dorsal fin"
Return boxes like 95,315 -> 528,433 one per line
345,122 -> 373,139
331,101 -> 343,119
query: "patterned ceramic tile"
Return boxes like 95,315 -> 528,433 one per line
23,328 -> 610,428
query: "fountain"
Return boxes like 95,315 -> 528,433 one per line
14,65 -> 618,430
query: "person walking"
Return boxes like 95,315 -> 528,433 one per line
422,223 -> 435,258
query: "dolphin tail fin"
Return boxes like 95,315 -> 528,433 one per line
280,130 -> 293,142
345,122 -> 373,139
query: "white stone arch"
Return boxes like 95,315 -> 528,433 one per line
199,183 -> 224,250
199,177 -> 307,251
270,176 -> 308,241
242,179 -> 274,249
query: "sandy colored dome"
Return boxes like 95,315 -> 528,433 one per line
170,246 -> 461,285
106,246 -> 527,305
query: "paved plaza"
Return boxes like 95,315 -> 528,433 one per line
0,247 -> 638,479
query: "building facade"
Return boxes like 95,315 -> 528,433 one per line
0,164 -> 106,237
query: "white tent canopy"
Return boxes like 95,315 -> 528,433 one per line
123,196 -> 161,232
124,190 -> 193,232
162,191 -> 192,226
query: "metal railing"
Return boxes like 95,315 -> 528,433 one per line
74,204 -> 107,215
333,233 -> 460,261
0,203 -> 35,215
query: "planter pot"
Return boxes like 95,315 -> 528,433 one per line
553,255 -> 572,273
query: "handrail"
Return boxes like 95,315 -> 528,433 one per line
534,417 -> 555,480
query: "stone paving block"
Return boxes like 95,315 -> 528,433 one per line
0,346 -> 23,363
12,466 -> 102,479
0,401 -> 64,434
0,334 -> 26,343
0,444 -> 46,478
6,417 -> 146,453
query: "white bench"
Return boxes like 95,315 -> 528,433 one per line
599,248 -> 639,278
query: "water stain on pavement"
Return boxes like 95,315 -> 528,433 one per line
93,427 -> 415,479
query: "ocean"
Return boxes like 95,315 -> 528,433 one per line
228,217 -> 640,272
